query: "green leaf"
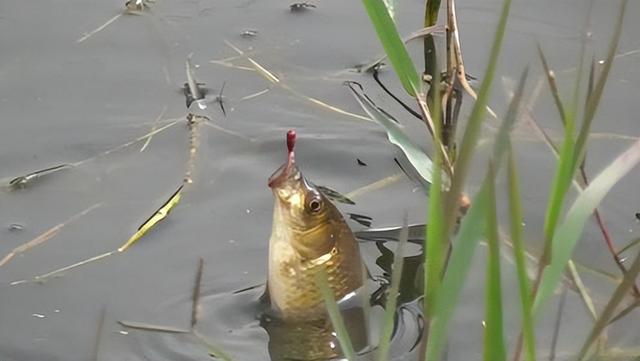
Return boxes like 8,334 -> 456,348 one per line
507,149 -> 536,361
534,137 -> 640,316
483,162 -> 506,361
424,0 -> 442,27
573,0 -> 628,170
347,82 -> 438,186
426,177 -> 490,361
425,69 -> 445,317
361,0 -> 421,96
315,270 -> 357,361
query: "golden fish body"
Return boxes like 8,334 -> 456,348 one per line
261,306 -> 368,360
267,136 -> 363,321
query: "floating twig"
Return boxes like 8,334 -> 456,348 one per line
139,107 -> 168,152
118,320 -> 190,334
5,164 -> 72,190
191,258 -> 204,329
222,40 -> 371,122
239,88 -> 270,101
10,250 -> 115,286
73,117 -> 182,167
93,307 -> 106,361
224,40 -> 279,84
76,0 -> 155,43
76,13 -> 123,44
0,203 -> 101,268
9,186 -> 183,285
344,172 -> 404,200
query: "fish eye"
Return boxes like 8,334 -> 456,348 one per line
308,197 -> 323,213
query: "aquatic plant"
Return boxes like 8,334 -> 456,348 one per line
314,0 -> 640,360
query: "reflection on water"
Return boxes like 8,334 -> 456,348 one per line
261,306 -> 368,361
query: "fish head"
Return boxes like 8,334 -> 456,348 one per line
268,152 -> 341,260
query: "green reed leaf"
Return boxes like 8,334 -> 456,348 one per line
348,82 -> 437,186
315,270 -> 357,361
484,162 -> 506,361
361,0 -> 422,96
426,178 -> 490,361
534,137 -> 640,316
573,0 -> 628,171
425,69 -> 445,317
424,0 -> 442,27
507,148 -> 536,361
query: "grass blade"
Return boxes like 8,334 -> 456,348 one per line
536,45 -> 566,125
507,149 -> 536,361
534,137 -> 640,315
577,248 -> 640,360
361,0 -> 422,95
539,105 -> 576,270
347,82 -> 438,186
315,270 -> 356,361
426,177 -> 490,361
573,0 -> 628,170
377,218 -> 408,361
483,162 -> 506,361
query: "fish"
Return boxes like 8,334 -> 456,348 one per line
267,130 -> 363,321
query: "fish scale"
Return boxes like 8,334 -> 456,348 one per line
277,227 -> 361,320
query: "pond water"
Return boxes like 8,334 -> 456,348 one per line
1,0 -> 639,360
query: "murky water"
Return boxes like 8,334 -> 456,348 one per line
1,0 -> 639,360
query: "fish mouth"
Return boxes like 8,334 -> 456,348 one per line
268,149 -> 297,189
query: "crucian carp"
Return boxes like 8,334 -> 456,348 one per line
267,130 -> 364,321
